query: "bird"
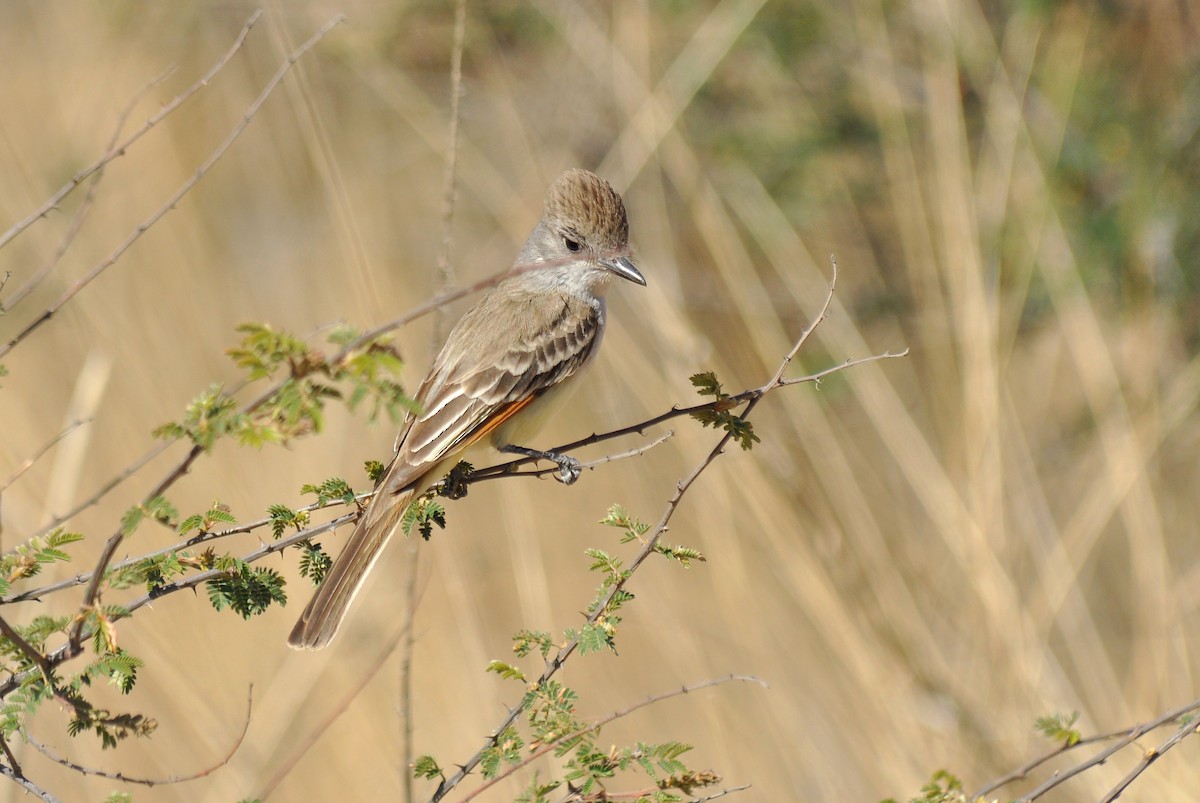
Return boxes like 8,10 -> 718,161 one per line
288,168 -> 646,650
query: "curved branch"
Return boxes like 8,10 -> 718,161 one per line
25,685 -> 253,787
0,760 -> 61,803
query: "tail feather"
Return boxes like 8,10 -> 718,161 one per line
287,489 -> 413,650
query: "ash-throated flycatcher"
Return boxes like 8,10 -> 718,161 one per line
288,169 -> 645,650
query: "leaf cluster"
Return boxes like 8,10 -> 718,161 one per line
0,609 -> 153,750
600,505 -> 704,568
402,494 -> 447,541
1035,710 -> 1082,747
688,371 -> 760,450
881,770 -> 970,803
206,558 -> 287,619
0,529 -> 83,596
153,322 -> 414,452
444,506 -> 717,800
120,496 -> 178,536
179,501 -> 237,537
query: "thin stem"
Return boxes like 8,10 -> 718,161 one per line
0,11 -> 264,254
26,686 -> 253,787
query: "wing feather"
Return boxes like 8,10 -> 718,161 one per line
374,289 -> 602,498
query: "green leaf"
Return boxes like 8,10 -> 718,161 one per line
207,561 -> 287,619
687,370 -> 759,450
413,754 -> 443,780
297,540 -> 332,585
576,622 -> 616,655
179,514 -> 205,536
689,371 -> 723,398
486,660 -> 527,682
302,478 -> 356,507
364,459 -> 386,483
479,726 -> 522,779
401,496 -> 446,541
513,630 -> 554,659
267,503 -> 309,539
1035,711 -> 1081,747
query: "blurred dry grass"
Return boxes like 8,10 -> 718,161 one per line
1,1 -> 1199,801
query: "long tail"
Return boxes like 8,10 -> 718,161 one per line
287,488 -> 414,650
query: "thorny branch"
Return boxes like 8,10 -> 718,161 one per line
971,694 -> 1200,802
426,260 -> 877,801
461,674 -> 766,801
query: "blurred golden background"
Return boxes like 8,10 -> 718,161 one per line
2,1 -> 1199,800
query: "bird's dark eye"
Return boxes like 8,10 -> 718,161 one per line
564,237 -> 582,252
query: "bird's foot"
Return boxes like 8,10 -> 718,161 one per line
500,444 -> 582,485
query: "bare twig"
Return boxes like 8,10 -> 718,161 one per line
25,441 -> 172,543
399,543 -> 422,803
0,419 -> 91,493
972,695 -> 1200,800
0,13 -> 345,361
26,686 -> 253,787
0,11 -> 263,254
1099,715 -> 1200,802
0,760 -> 62,803
691,785 -> 753,802
461,674 -> 766,801
2,66 -> 178,312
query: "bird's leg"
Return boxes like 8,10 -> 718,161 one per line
500,444 -> 583,485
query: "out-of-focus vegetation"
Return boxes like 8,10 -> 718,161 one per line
1,1 -> 1198,801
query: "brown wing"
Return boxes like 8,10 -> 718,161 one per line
374,288 -> 602,500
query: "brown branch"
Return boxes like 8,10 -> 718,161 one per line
0,12 -> 345,361
466,353 -> 908,482
1099,715 -> 1200,802
0,11 -> 263,254
25,685 -> 253,787
461,674 -> 766,801
0,510 -> 357,699
690,785 -> 753,802
972,695 -> 1200,800
2,66 -> 178,312
0,734 -> 21,778
430,260 -> 866,800
2,488 -> 369,605
467,430 -> 675,484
